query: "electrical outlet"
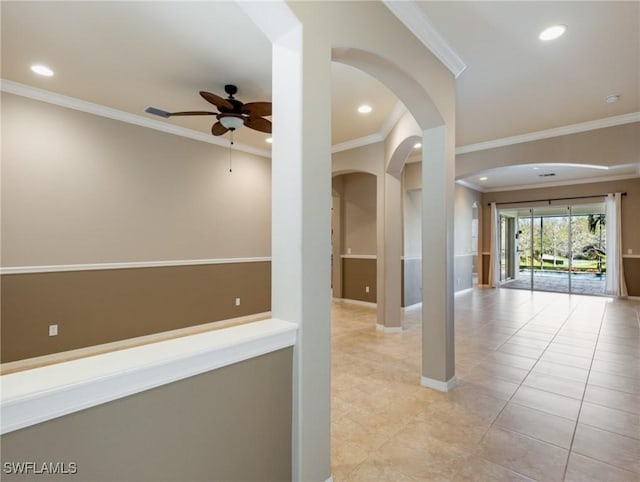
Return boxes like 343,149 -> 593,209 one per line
49,324 -> 58,337
235,298 -> 241,307
365,286 -> 370,293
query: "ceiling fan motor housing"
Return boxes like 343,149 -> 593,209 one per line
224,84 -> 238,98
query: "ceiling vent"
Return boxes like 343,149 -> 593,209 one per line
539,173 -> 556,177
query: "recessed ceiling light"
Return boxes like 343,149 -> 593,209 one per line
479,177 -> 488,181
532,167 -> 540,170
414,143 -> 422,149
265,137 -> 273,144
605,94 -> 620,104
539,24 -> 567,41
30,64 -> 54,77
357,105 -> 372,114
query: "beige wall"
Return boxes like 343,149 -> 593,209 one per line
342,258 -> 377,303
1,262 -> 270,363
1,348 -> 292,482
1,93 -> 271,266
1,93 -> 273,361
332,173 -> 377,301
335,172 -> 377,255
404,161 -> 422,191
402,161 -> 482,293
404,189 -> 421,258
402,259 -> 421,307
623,258 -> 640,295
403,187 -> 422,306
454,184 -> 482,291
332,142 -> 384,177
332,145 -> 382,300
457,122 -> 640,179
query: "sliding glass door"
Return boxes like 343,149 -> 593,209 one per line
499,214 -> 516,283
570,206 -> 606,295
501,203 -> 606,295
533,207 -> 570,293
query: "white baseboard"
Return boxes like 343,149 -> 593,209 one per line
332,298 -> 376,308
421,375 -> 457,392
401,302 -> 422,312
376,323 -> 402,333
454,287 -> 474,296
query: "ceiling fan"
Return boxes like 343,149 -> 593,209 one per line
145,84 -> 271,136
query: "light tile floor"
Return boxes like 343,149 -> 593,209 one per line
331,288 -> 640,481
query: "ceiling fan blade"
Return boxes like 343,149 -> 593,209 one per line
211,122 -> 229,136
245,116 -> 272,134
241,102 -> 272,117
200,91 -> 234,111
145,107 -> 172,118
145,107 -> 217,118
166,111 -> 218,116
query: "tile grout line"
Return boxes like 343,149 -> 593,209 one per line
560,298 -> 609,481
476,297 -> 612,481
473,298 -> 582,455
459,296 -> 582,480
330,294 -> 636,481
466,292 -> 553,374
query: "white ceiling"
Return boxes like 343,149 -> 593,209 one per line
2,1 -> 638,190
1,1 -> 398,152
461,163 -> 639,192
416,1 -> 640,147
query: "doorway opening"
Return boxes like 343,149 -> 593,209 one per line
499,203 -> 606,295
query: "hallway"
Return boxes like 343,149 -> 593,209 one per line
331,289 -> 640,481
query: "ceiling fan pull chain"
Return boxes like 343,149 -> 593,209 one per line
229,131 -> 234,173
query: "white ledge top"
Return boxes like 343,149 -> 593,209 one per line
0,318 -> 297,434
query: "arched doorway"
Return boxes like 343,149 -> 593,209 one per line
240,3 -> 456,479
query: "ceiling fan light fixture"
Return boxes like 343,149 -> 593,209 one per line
539,24 -> 566,41
219,116 -> 244,130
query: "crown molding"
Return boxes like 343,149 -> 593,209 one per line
331,133 -> 384,154
456,112 -> 640,155
481,173 -> 640,194
383,1 -> 466,79
0,79 -> 271,158
455,179 -> 483,192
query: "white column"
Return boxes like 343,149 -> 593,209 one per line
272,24 -> 332,482
421,126 -> 456,391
